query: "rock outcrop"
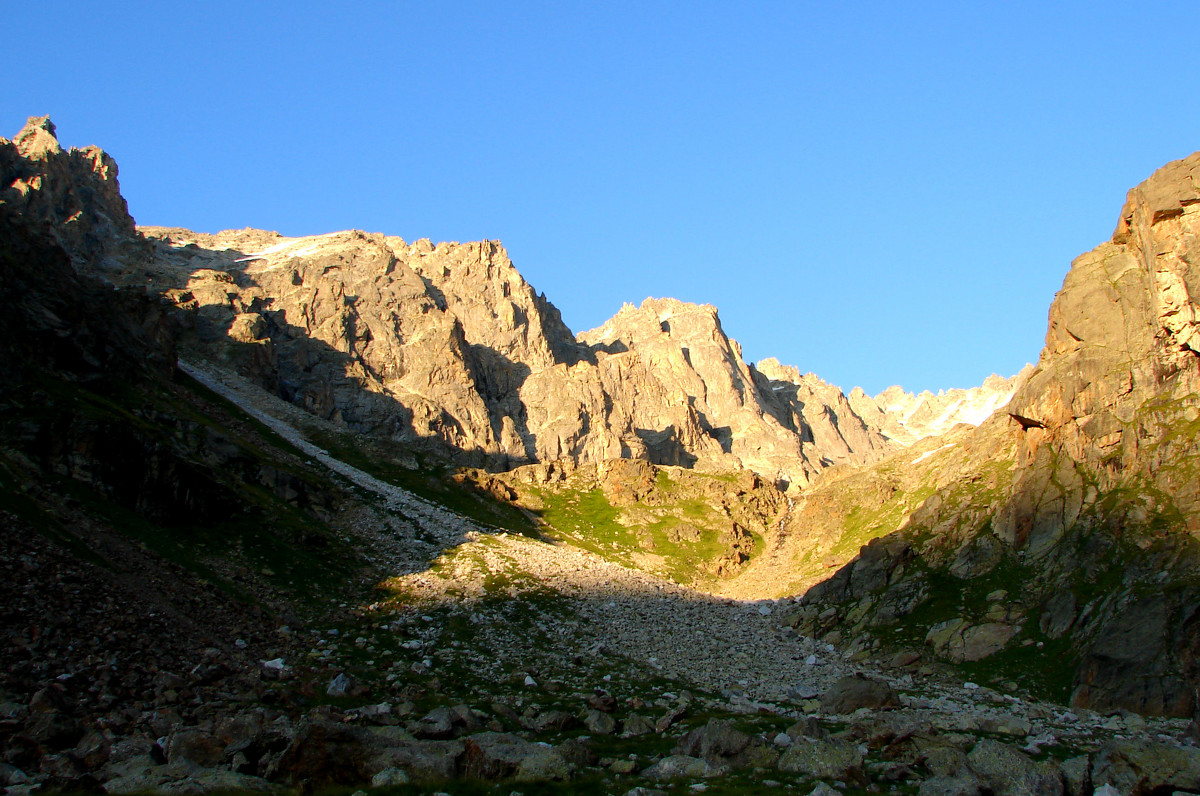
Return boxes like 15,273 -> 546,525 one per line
790,150 -> 1200,718
0,115 -> 144,271
137,226 -> 905,487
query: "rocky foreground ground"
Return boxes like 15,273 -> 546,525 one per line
2,361 -> 1194,796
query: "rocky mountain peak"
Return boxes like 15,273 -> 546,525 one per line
1,116 -> 139,270
13,115 -> 61,160
390,235 -> 582,369
579,297 -> 723,350
845,368 -> 1031,445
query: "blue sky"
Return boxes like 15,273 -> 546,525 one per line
5,2 -> 1198,395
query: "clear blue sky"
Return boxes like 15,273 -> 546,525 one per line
5,2 -> 1198,395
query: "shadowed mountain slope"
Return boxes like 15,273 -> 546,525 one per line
781,150 -> 1200,718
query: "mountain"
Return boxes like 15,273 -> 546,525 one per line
848,368 -> 1033,445
132,225 -> 969,490
9,114 -> 1200,794
787,150 -> 1200,718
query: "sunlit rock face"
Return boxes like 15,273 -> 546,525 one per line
142,222 -> 922,486
784,150 -> 1200,718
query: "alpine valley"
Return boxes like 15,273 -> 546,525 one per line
3,115 -> 1200,795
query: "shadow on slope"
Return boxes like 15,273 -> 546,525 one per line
779,417 -> 1200,717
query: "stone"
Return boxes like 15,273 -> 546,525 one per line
0,764 -> 32,787
1039,592 -> 1077,640
655,704 -> 687,733
785,717 -> 829,741
103,761 -> 278,794
673,719 -> 778,769
621,713 -> 656,738
369,767 -> 409,787
587,690 -> 618,712
640,755 -> 723,780
1060,755 -> 1091,796
777,737 -> 865,785
583,709 -> 617,735
927,619 -> 1015,663
889,649 -> 922,668
966,739 -> 1063,796
557,736 -> 598,769
918,776 -> 984,796
1091,740 -> 1200,796
414,706 -> 457,739
268,718 -> 461,787
165,730 -> 223,767
525,709 -> 575,733
326,672 -> 353,697
459,732 -> 570,783
819,674 -> 900,714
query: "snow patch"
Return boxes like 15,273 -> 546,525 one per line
911,443 -> 955,465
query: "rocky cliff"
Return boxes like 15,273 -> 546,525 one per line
135,225 -> 914,488
786,151 -> 1200,718
0,116 -> 144,271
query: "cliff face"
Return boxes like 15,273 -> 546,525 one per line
0,116 -> 144,271
790,151 -> 1200,718
138,224 -> 919,487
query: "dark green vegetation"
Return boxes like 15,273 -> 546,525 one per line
0,367 -> 368,611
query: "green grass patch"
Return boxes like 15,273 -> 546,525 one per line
531,476 -> 758,584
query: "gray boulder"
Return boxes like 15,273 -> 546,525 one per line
778,737 -> 866,785
966,739 -> 1062,796
819,674 -> 900,714
673,718 -> 778,769
459,732 -> 570,783
640,755 -> 724,780
1091,740 -> 1200,796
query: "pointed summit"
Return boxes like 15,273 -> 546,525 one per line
14,115 -> 61,160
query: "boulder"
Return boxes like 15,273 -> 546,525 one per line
777,737 -> 866,784
102,761 -> 277,794
268,718 -> 461,787
583,709 -> 617,735
1059,755 -> 1091,796
459,732 -> 570,783
926,619 -> 1015,662
917,776 -> 984,796
1091,740 -> 1200,796
966,739 -> 1063,796
819,674 -> 900,714
673,718 -> 778,769
165,730 -> 223,768
621,713 -> 656,738
640,754 -> 723,780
